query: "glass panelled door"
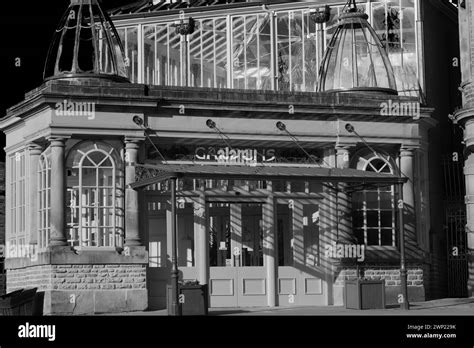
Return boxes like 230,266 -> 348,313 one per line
209,203 -> 267,307
277,198 -> 327,306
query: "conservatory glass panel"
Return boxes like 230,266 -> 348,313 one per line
371,0 -> 418,96
117,27 -> 139,82
232,14 -> 271,90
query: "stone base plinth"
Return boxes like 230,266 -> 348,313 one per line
41,289 -> 147,315
5,247 -> 148,315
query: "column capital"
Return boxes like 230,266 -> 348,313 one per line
335,143 -> 352,169
400,146 -> 417,157
48,137 -> 67,148
124,137 -> 144,147
26,142 -> 44,155
335,143 -> 354,151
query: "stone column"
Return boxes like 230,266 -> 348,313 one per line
263,195 -> 277,307
124,138 -> 142,247
400,147 -> 417,247
49,138 -> 67,247
194,192 -> 209,286
27,143 -> 43,245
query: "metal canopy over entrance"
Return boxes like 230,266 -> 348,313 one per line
134,162 -> 408,312
132,163 -> 407,190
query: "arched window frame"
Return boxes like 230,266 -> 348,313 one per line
66,141 -> 124,249
38,148 -> 51,251
351,150 -> 397,247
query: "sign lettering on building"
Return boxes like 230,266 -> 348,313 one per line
195,147 -> 275,165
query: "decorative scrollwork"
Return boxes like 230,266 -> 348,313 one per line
309,5 -> 331,24
173,18 -> 195,36
135,165 -> 167,183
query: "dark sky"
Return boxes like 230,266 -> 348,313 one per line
0,0 -> 134,157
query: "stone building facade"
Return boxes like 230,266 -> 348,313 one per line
0,0 -> 464,314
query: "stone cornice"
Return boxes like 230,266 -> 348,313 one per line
4,246 -> 148,270
1,80 -> 435,130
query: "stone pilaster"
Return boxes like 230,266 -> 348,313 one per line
27,143 -> 43,245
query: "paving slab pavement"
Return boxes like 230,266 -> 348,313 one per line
105,297 -> 474,316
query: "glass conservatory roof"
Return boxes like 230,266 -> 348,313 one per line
318,2 -> 398,94
44,0 -> 129,82
109,0 -> 256,15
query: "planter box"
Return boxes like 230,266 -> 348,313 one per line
0,288 -> 38,316
344,280 -> 385,310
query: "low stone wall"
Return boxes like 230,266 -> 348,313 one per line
7,264 -> 147,315
332,265 -> 425,306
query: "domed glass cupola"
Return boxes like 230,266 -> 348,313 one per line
44,0 -> 129,82
318,0 -> 397,94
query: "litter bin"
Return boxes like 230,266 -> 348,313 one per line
344,279 -> 385,310
180,283 -> 208,316
0,288 -> 38,316
167,281 -> 209,316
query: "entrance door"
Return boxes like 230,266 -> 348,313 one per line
146,208 -> 168,310
276,198 -> 327,306
209,203 -> 267,307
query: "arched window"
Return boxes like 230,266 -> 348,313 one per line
351,151 -> 396,246
66,141 -> 124,248
38,148 -> 51,250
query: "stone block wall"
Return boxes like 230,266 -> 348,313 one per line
7,264 -> 147,315
333,265 -> 425,306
